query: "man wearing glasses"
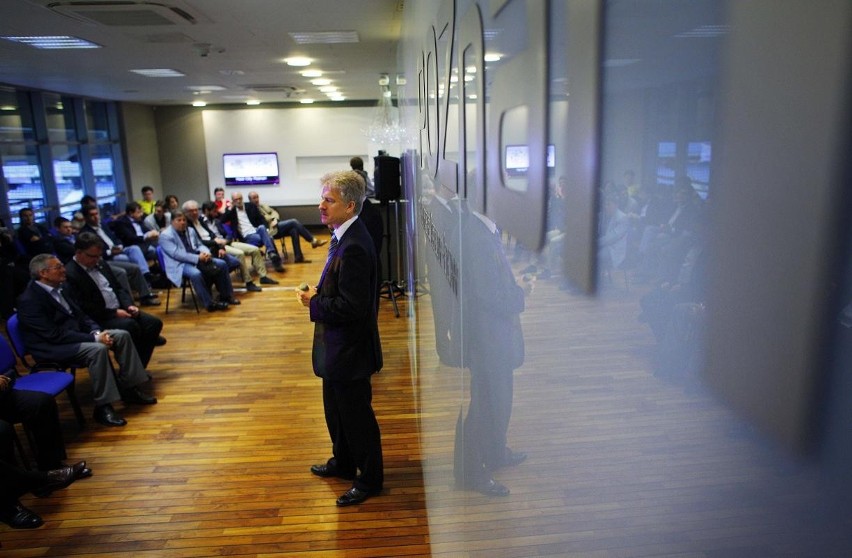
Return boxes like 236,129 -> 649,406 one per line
16,254 -> 157,427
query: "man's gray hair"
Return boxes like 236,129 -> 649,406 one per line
29,253 -> 58,280
320,170 -> 366,214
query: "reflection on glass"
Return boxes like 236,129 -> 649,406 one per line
0,87 -> 35,142
44,92 -> 77,143
1,144 -> 47,225
84,100 -> 111,143
52,144 -> 84,211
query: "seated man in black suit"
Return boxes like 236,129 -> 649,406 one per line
16,254 -> 157,427
64,233 -> 166,368
109,201 -> 159,261
16,208 -> 54,261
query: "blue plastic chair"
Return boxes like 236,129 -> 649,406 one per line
156,246 -> 200,314
5,314 -> 86,428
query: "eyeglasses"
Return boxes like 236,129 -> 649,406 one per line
80,251 -> 102,258
44,264 -> 64,271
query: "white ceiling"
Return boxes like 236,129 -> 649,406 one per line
0,0 -> 404,105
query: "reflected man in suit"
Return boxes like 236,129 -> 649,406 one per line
298,170 -> 384,507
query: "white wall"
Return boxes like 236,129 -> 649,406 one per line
202,106 -> 390,205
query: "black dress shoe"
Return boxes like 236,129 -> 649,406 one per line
220,297 -> 241,305
155,335 -> 167,346
140,295 -> 161,306
0,501 -> 43,529
496,449 -> 527,469
122,387 -> 157,405
336,486 -> 380,507
32,462 -> 83,497
93,404 -> 127,427
260,276 -> 279,285
245,281 -> 262,292
310,463 -> 355,480
206,301 -> 229,312
460,479 -> 509,496
70,460 -> 93,479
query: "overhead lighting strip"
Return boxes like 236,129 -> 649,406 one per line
1,35 -> 101,49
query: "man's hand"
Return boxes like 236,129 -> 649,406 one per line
198,252 -> 212,262
0,375 -> 12,393
296,283 -> 316,307
115,309 -> 132,319
96,331 -> 113,347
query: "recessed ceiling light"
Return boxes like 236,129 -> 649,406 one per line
285,57 -> 312,67
1,35 -> 100,49
301,70 -> 323,78
1,105 -> 16,111
187,85 -> 226,91
300,98 -> 315,104
246,100 -> 261,106
192,101 -> 207,107
310,78 -> 332,86
289,31 -> 359,44
319,86 -> 338,93
131,68 -> 185,77
484,53 -> 502,62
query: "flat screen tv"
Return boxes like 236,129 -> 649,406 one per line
223,152 -> 280,186
504,144 -> 555,177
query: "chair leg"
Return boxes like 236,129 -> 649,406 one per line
66,379 -> 86,428
165,284 -> 172,314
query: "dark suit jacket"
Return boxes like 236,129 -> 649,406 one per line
51,233 -> 76,264
109,215 -> 151,249
63,259 -> 134,323
309,217 -> 382,382
16,223 -> 54,259
220,203 -> 266,242
80,224 -> 123,260
16,280 -> 100,362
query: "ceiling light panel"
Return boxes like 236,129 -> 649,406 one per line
289,31 -> 359,44
130,69 -> 185,77
1,35 -> 101,49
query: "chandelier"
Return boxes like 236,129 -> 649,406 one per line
364,76 -> 406,145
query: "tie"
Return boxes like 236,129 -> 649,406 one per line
327,234 -> 339,261
52,287 -> 72,313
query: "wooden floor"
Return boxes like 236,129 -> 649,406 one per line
3,231 -> 852,556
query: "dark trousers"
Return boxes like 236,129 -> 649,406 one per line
0,390 -> 66,470
0,422 -> 50,505
101,311 -> 163,368
322,378 -> 383,492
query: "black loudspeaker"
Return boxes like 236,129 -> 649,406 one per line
373,155 -> 401,202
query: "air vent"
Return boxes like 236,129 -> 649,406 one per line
45,2 -> 198,26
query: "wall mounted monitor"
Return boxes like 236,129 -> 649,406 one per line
504,144 -> 555,176
223,152 -> 280,186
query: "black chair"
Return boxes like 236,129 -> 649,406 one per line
155,246 -> 200,314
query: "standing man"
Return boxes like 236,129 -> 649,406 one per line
298,171 -> 383,507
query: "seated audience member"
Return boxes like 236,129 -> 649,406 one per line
0,220 -> 29,319
598,193 -> 631,280
80,205 -> 157,286
213,187 -> 231,213
136,185 -> 156,216
158,209 -> 239,312
16,254 -> 157,427
110,202 -> 159,259
0,380 -> 91,477
248,191 -> 326,263
221,192 -> 285,272
64,233 -> 165,368
0,418 -> 88,529
51,217 -> 154,305
70,211 -> 86,232
200,202 -> 278,289
164,195 -> 180,218
350,156 -> 376,198
182,200 -> 249,288
16,208 -> 54,260
144,200 -> 171,232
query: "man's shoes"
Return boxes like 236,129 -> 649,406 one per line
294,256 -> 310,264
311,238 -> 328,249
32,461 -> 89,497
310,463 -> 355,480
457,478 -> 509,496
245,281 -> 262,292
496,449 -> 527,469
140,295 -> 161,306
93,404 -> 126,427
336,486 -> 380,507
260,276 -> 279,285
121,387 -> 157,405
0,501 -> 43,529
155,335 -> 167,346
207,301 -> 229,312
220,297 -> 241,305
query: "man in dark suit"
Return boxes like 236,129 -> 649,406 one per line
64,232 -> 165,368
109,201 -> 159,261
16,207 -> 55,260
16,254 -> 157,427
298,170 -> 383,507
